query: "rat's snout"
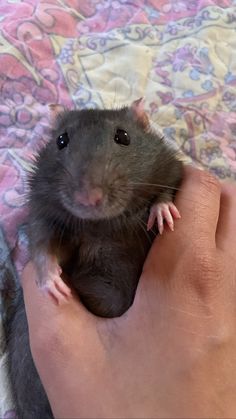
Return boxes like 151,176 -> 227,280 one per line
73,187 -> 103,207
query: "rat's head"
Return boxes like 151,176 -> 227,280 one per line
35,99 -> 167,221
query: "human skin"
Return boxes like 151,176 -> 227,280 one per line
22,166 -> 236,418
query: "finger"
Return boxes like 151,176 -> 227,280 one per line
143,167 -> 221,273
216,182 -> 236,253
173,166 -> 221,245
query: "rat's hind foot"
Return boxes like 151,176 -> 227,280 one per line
34,253 -> 71,304
41,265 -> 71,304
147,201 -> 181,234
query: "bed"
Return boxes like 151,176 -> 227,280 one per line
1,0 -> 236,416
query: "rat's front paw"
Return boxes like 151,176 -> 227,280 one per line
41,266 -> 71,304
147,201 -> 181,234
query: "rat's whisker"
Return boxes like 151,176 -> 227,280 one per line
130,182 -> 182,191
134,216 -> 153,244
57,161 -> 74,180
123,214 -> 146,252
112,78 -> 118,109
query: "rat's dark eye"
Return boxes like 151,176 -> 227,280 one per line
57,132 -> 70,150
114,129 -> 130,146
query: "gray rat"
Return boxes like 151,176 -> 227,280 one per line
6,99 -> 183,418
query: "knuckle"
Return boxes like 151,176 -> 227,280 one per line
208,322 -> 233,348
187,248 -> 221,300
197,250 -> 215,273
188,245 -> 214,274
198,170 -> 221,196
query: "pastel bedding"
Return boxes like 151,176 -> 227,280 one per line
0,0 -> 236,416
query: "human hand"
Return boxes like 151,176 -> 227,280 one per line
22,166 -> 236,418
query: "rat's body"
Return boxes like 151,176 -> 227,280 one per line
6,101 -> 183,418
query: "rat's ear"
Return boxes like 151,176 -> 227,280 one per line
130,98 -> 149,130
48,104 -> 67,124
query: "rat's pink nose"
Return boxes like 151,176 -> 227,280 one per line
88,188 -> 103,206
74,188 -> 103,207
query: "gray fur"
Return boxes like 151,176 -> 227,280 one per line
6,105 -> 183,418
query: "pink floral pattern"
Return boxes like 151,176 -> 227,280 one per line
1,0 -> 236,415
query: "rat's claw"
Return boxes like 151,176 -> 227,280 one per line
147,201 -> 181,234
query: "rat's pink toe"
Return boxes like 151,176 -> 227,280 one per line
147,210 -> 156,231
157,210 -> 164,234
162,208 -> 174,230
148,201 -> 181,234
169,203 -> 181,219
42,283 -> 66,304
54,277 -> 71,297
41,274 -> 71,304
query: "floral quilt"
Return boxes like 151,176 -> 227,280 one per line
0,0 -> 236,416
